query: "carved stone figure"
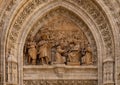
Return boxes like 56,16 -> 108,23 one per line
67,41 -> 81,65
55,45 -> 65,64
7,49 -> 18,84
82,44 -> 93,65
68,51 -> 80,63
38,34 -> 51,65
27,38 -> 37,65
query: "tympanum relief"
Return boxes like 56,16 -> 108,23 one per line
24,16 -> 95,66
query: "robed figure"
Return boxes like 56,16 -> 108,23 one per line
27,40 -> 37,65
38,34 -> 51,65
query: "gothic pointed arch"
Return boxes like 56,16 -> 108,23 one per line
0,0 -> 120,85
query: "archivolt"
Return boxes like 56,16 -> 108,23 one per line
5,0 -> 114,59
15,1 -> 104,84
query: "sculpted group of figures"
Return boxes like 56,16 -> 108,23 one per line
25,34 -> 93,66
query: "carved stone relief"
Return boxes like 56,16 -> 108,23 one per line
24,15 -> 95,66
0,0 -> 119,85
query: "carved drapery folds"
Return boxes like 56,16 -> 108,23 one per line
24,15 -> 95,66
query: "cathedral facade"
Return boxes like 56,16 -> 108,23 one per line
0,0 -> 120,85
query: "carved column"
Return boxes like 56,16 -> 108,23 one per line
7,53 -> 18,85
103,57 -> 114,85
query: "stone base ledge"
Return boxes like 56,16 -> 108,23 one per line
23,65 -> 97,69
23,65 -> 97,80
23,80 -> 98,85
6,82 -> 18,85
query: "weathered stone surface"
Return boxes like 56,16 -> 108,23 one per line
0,0 -> 120,85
